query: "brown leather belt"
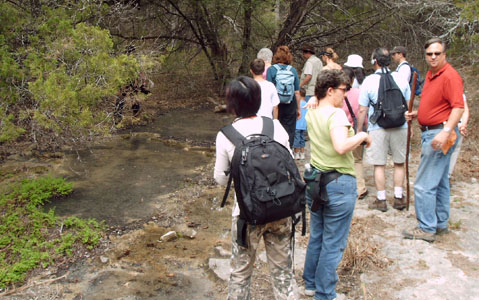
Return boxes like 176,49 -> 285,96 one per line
420,123 -> 444,132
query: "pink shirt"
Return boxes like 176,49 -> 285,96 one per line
262,65 -> 270,80
342,88 -> 367,126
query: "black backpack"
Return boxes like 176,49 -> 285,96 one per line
220,117 -> 306,247
370,68 -> 408,129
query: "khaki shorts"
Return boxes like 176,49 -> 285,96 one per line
365,128 -> 407,165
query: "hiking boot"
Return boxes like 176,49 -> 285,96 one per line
299,152 -> 305,160
299,287 -> 315,297
368,198 -> 387,212
436,227 -> 450,235
358,190 -> 368,200
393,196 -> 406,210
402,227 -> 436,242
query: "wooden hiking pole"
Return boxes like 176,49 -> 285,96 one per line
406,72 -> 418,211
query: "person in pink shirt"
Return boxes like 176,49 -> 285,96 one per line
342,66 -> 368,199
257,48 -> 273,79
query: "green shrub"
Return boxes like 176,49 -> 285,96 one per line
0,176 -> 104,288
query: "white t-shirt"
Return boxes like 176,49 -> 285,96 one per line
396,61 -> 412,84
214,117 -> 291,216
256,80 -> 280,119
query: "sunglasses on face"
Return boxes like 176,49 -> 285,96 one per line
426,52 -> 442,57
335,87 -> 350,93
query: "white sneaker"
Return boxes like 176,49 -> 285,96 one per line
299,152 -> 305,160
294,152 -> 300,160
299,287 -> 315,297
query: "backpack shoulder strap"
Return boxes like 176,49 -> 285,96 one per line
273,64 -> 281,71
219,123 -> 245,209
220,124 -> 245,147
344,97 -> 358,132
260,116 -> 274,139
285,65 -> 292,71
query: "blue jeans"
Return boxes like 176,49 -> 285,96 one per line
302,174 -> 357,300
414,128 -> 459,233
294,129 -> 306,148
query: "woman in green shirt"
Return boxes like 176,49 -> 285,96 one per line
302,70 -> 371,299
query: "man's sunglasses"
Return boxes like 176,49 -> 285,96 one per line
426,52 -> 443,57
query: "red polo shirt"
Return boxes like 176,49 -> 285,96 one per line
418,63 -> 464,126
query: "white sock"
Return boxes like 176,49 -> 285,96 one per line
377,190 -> 386,200
394,187 -> 403,198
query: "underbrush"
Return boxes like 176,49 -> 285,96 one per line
0,176 -> 104,288
340,216 -> 390,274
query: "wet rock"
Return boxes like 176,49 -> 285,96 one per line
214,246 -> 231,258
182,229 -> 197,239
100,256 -> 109,264
160,231 -> 177,242
208,258 -> 230,281
174,224 -> 197,239
214,105 -> 227,113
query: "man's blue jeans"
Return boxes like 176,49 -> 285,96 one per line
414,128 -> 458,233
302,174 -> 356,300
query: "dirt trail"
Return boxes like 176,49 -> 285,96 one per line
3,131 -> 479,300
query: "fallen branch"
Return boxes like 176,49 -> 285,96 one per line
0,271 -> 70,297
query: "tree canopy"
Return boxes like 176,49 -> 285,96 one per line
0,0 -> 476,150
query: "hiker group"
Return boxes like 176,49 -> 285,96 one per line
214,37 -> 469,300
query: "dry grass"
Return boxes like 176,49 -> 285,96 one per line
339,217 -> 391,275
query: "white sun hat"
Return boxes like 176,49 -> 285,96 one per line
344,54 -> 364,68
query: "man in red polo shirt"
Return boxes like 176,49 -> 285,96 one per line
403,37 -> 464,242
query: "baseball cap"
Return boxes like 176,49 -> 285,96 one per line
300,44 -> 315,54
391,46 -> 407,56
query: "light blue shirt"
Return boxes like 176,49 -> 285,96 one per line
358,68 -> 411,131
296,100 -> 308,130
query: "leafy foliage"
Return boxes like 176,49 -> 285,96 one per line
0,177 -> 104,288
0,2 -> 139,149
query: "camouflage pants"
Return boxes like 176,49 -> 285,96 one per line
227,216 -> 298,300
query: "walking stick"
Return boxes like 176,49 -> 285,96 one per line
406,72 -> 418,211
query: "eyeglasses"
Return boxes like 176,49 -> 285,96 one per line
426,52 -> 443,57
335,87 -> 349,93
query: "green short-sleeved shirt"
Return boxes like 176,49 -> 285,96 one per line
306,106 -> 355,176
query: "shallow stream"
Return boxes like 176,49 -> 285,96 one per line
46,108 -> 233,226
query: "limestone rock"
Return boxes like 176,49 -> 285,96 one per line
160,231 -> 177,242
208,258 -> 230,281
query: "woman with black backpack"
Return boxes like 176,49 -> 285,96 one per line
214,76 -> 299,300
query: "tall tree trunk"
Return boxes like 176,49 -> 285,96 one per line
272,0 -> 311,51
238,0 -> 253,75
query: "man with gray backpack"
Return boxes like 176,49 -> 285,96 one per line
357,47 -> 411,212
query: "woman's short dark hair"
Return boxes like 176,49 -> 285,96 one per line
342,66 -> 366,85
342,66 -> 355,83
352,67 -> 365,84
314,70 -> 350,99
226,76 -> 261,118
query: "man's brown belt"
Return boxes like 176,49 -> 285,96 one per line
420,123 -> 444,132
